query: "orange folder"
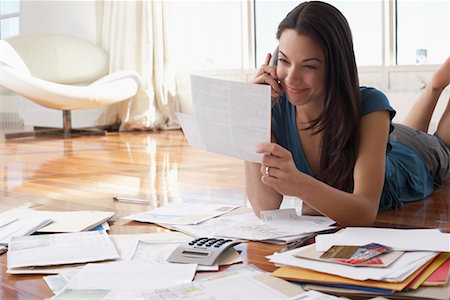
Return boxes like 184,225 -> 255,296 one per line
272,260 -> 432,292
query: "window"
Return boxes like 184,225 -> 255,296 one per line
396,0 -> 449,65
254,0 -> 449,67
0,0 -> 20,39
164,1 -> 243,71
254,0 -> 382,67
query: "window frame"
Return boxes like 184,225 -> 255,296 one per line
0,5 -> 20,39
251,0 -> 448,69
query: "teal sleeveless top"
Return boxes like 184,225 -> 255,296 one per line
272,87 -> 433,211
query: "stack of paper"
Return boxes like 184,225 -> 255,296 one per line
268,227 -> 450,299
215,208 -> 336,242
163,208 -> 335,244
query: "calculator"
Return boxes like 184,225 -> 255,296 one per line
167,237 -> 241,266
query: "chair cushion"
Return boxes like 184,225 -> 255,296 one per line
0,40 -> 31,75
6,34 -> 109,84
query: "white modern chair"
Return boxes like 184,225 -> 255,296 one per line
0,33 -> 141,139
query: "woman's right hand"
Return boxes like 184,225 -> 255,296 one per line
251,53 -> 283,106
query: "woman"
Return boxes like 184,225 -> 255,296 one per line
245,1 -> 450,226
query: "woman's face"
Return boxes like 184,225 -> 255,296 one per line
277,29 -> 326,107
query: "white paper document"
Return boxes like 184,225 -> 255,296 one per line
110,232 -> 192,260
177,75 -> 271,162
315,227 -> 450,252
1,207 -> 114,233
44,270 -> 80,295
0,217 -> 52,245
51,261 -> 197,299
7,231 -> 119,269
123,202 -> 239,225
0,216 -> 17,228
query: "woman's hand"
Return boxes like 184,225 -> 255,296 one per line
251,53 -> 283,106
256,142 -> 304,197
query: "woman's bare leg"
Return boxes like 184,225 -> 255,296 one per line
435,96 -> 450,145
402,57 -> 450,133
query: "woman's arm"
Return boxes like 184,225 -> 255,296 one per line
257,110 -> 391,226
245,53 -> 284,216
245,161 -> 283,216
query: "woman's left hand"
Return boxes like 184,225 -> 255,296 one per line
256,142 -> 304,197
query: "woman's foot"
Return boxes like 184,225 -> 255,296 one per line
430,56 -> 450,90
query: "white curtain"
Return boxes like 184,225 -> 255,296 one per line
98,0 -> 179,131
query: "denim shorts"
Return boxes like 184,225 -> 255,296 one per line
390,123 -> 450,185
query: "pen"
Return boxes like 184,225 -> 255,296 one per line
113,196 -> 150,204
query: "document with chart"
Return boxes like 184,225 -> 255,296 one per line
176,75 -> 271,162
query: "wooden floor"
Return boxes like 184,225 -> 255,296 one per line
0,129 -> 449,299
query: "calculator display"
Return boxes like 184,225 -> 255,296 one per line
182,250 -> 209,256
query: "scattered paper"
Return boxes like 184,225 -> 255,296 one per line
0,217 -> 53,245
216,209 -> 335,241
169,210 -> 332,244
7,231 -> 119,270
123,202 -> 239,225
1,207 -> 114,233
51,261 -> 197,299
141,265 -> 305,299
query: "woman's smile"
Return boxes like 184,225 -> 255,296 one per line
285,84 -> 308,95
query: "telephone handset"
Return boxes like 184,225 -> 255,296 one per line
269,46 -> 279,67
268,46 -> 281,107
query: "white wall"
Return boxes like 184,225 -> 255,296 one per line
20,1 -> 97,42
1,0 -> 102,128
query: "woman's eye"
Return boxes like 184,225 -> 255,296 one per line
278,58 -> 288,64
303,65 -> 317,70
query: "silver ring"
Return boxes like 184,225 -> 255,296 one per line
265,166 -> 270,176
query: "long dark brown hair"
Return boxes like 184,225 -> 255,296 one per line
276,1 -> 361,192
